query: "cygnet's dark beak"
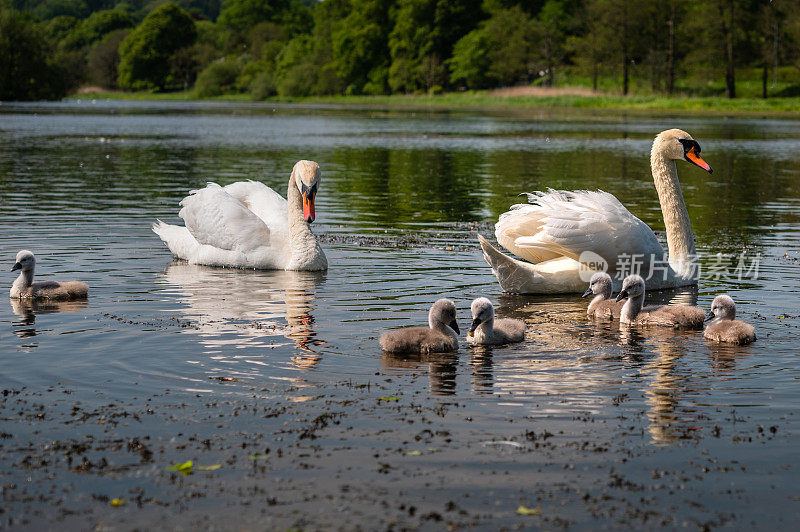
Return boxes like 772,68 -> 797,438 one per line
449,319 -> 460,335
11,262 -> 21,272
468,317 -> 482,334
582,287 -> 592,298
614,290 -> 628,303
704,311 -> 715,322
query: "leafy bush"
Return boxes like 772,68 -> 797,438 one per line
117,3 -> 196,91
0,8 -> 70,100
250,70 -> 276,100
194,59 -> 240,97
86,29 -> 129,89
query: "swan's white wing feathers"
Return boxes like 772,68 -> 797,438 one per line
222,180 -> 288,236
179,183 -> 271,253
496,189 -> 664,268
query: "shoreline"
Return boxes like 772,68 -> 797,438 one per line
65,88 -> 800,116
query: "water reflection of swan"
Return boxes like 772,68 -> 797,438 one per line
10,298 -> 88,340
157,262 -> 325,371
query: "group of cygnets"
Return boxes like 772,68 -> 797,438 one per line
379,297 -> 526,353
9,249 -> 755,351
585,271 -> 755,344
380,271 -> 756,354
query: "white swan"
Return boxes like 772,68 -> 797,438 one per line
10,250 -> 89,300
153,160 -> 327,271
478,129 -> 713,293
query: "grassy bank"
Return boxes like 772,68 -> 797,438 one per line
70,88 -> 800,115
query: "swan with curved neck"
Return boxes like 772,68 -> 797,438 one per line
478,129 -> 713,294
153,160 -> 327,270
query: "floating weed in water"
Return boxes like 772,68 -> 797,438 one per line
249,454 -> 269,460
166,460 -> 221,473
405,450 -> 422,456
379,396 -> 399,402
110,498 -> 125,507
516,505 -> 541,516
165,460 -> 193,475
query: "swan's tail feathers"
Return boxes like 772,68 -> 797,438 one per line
478,234 -> 586,294
478,234 -> 543,293
152,220 -> 198,261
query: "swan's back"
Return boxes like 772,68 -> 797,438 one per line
379,327 -> 457,354
638,304 -> 705,329
704,320 -> 756,344
495,189 -> 663,267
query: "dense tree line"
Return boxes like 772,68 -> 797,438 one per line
2,0 -> 800,101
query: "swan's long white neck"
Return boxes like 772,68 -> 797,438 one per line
650,147 -> 696,280
620,293 -> 644,324
286,177 -> 327,271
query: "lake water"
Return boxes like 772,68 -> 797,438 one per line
1,100 -> 799,529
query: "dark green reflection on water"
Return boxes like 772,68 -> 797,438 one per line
2,107 -> 800,253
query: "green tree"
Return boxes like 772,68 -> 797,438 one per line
446,30 -> 491,89
86,28 -> 129,88
331,0 -> 393,94
66,9 -> 132,49
217,0 -> 290,33
0,7 -> 69,100
388,0 -> 483,93
117,3 -> 197,90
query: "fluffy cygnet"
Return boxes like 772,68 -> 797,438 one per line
10,250 -> 89,300
467,297 -> 525,345
379,298 -> 459,354
583,272 -> 624,319
615,274 -> 704,328
704,294 -> 756,344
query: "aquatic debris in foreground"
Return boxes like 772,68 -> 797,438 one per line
516,505 -> 541,516
165,460 -> 193,475
480,440 -> 524,448
110,498 -> 125,507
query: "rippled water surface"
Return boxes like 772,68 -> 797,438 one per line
1,100 -> 800,528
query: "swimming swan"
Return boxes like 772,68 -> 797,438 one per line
153,160 -> 327,271
478,129 -> 712,293
10,250 -> 88,300
379,299 -> 459,354
583,272 -> 623,319
615,274 -> 704,328
467,297 -> 525,345
704,295 -> 756,344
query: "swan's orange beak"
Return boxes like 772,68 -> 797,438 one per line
685,146 -> 713,173
302,190 -> 316,223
